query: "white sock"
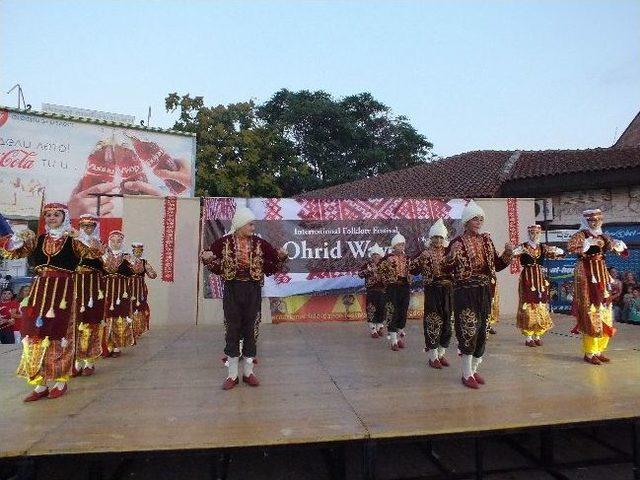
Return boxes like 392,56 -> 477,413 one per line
85,361 -> 94,368
376,323 -> 383,331
461,354 -> 473,379
389,332 -> 398,344
227,356 -> 239,380
367,322 -> 376,332
533,334 -> 540,340
437,347 -> 446,358
114,347 -> 121,353
472,356 -> 483,374
75,360 -> 83,370
427,349 -> 438,362
244,357 -> 255,377
526,335 -> 533,342
34,385 -> 48,393
53,381 -> 66,390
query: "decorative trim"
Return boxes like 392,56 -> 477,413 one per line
507,197 -> 521,274
161,197 -> 177,282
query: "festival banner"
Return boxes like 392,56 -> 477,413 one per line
0,108 -> 196,240
201,197 -> 476,300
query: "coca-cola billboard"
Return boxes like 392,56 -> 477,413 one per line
0,108 -> 196,235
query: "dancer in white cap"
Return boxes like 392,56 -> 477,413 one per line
446,201 -> 513,389
411,219 -> 453,369
379,232 -> 412,351
201,206 -> 288,390
511,224 -> 563,347
358,244 -> 386,338
567,209 -> 627,364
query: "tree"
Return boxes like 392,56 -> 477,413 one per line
165,93 -> 306,197
257,89 -> 434,189
165,89 -> 434,197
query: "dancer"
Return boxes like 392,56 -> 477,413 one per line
512,224 -> 563,347
446,200 -> 512,389
567,209 -> 627,365
0,203 -> 101,401
379,233 -> 412,351
358,244 -> 386,338
73,214 -> 106,376
201,206 -> 288,390
411,219 -> 453,369
102,231 -> 134,358
128,242 -> 157,340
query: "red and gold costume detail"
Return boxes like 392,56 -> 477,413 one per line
378,250 -> 412,335
206,234 -> 286,285
567,210 -> 628,360
102,248 -> 135,354
204,234 -> 287,359
411,245 -> 454,354
73,213 -> 105,369
0,204 -> 101,389
447,232 -> 511,356
512,236 -> 562,341
74,252 -> 106,366
128,253 -> 156,340
358,250 -> 386,337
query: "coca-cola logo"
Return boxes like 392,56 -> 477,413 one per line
0,149 -> 36,169
0,111 -> 8,128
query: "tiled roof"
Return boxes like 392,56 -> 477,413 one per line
300,151 -> 516,198
508,147 -> 640,180
302,147 -> 640,198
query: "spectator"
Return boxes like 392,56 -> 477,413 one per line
12,285 -> 31,344
624,287 -> 640,324
0,288 -> 18,344
621,283 -> 635,322
623,271 -> 637,292
609,268 -> 623,322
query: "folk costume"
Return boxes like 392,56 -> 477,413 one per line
446,201 -> 512,389
102,231 -> 134,357
512,224 -> 564,347
0,203 -> 101,401
202,207 -> 288,390
379,233 -> 412,351
567,209 -> 628,365
358,244 -> 386,338
410,219 -> 453,369
128,243 -> 157,340
72,214 -> 106,376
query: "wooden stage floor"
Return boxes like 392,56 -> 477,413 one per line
1,316 -> 640,463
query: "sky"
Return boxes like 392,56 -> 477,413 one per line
2,0 -> 639,158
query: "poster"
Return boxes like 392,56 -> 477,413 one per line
0,108 -> 196,238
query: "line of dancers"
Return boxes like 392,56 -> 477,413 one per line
4,202 -> 627,397
0,203 -> 157,402
360,202 -> 628,389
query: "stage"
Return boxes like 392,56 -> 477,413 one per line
1,316 -> 640,479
